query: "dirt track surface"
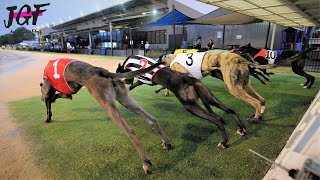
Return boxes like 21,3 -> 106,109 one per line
0,50 -> 123,179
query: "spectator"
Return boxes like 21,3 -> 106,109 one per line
145,41 -> 150,53
194,36 -> 201,49
206,39 -> 214,50
88,45 -> 93,55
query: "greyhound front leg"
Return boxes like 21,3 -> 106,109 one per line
129,81 -> 144,91
45,98 -> 52,123
154,86 -> 165,93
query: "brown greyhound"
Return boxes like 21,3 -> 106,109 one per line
117,55 -> 247,149
40,58 -> 171,174
160,52 -> 274,123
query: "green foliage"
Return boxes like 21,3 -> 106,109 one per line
9,74 -> 320,179
0,27 -> 35,45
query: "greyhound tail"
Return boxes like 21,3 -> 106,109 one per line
275,47 -> 316,65
98,62 -> 163,79
238,58 -> 276,69
247,63 -> 276,69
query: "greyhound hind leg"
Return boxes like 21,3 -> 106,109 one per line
176,86 -> 229,148
193,80 -> 246,136
183,102 -> 229,148
226,84 -> 262,123
292,59 -> 315,88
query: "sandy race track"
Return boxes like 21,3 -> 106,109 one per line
0,50 -> 123,179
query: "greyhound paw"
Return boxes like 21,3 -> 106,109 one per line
237,128 -> 247,136
247,117 -> 260,123
217,142 -> 229,149
300,83 -> 304,86
161,142 -> 173,150
45,119 -> 51,123
143,160 -> 152,174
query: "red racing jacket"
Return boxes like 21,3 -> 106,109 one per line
43,58 -> 75,95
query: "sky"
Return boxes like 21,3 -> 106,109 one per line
0,0 -> 130,35
0,0 -> 217,36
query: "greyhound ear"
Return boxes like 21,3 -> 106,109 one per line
118,63 -> 121,67
248,43 -> 251,46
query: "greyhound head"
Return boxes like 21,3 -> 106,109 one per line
155,54 -> 171,62
116,63 -> 134,85
157,54 -> 175,66
116,63 -> 125,73
239,43 -> 258,55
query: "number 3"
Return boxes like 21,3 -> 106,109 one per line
186,53 -> 193,66
53,59 -> 61,79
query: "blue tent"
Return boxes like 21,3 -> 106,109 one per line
145,9 -> 194,27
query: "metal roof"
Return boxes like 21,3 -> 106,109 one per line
191,8 -> 262,25
53,0 -> 167,29
199,0 -> 320,27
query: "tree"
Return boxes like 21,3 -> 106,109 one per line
0,27 -> 35,45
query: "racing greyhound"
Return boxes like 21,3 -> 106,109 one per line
117,55 -> 247,149
40,58 -> 171,174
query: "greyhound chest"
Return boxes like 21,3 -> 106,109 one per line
43,58 -> 75,95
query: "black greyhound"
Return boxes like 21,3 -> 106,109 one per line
239,43 -> 316,88
40,58 -> 171,174
116,55 -> 247,149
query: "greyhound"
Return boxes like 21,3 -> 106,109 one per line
159,52 -> 276,123
239,43 -> 316,88
116,55 -> 247,149
40,58 -> 171,174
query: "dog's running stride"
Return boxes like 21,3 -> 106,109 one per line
117,55 -> 247,149
160,52 -> 274,123
40,58 -> 171,174
239,43 -> 316,88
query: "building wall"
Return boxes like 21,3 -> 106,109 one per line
187,22 -> 286,50
187,24 -> 223,48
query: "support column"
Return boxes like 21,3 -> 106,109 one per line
88,31 -> 93,54
129,27 -> 133,55
60,36 -> 64,49
270,23 -> 276,50
265,22 -> 271,49
109,22 -> 113,56
222,25 -> 225,49
88,31 -> 92,47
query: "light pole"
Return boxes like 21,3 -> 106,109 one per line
32,29 -> 41,44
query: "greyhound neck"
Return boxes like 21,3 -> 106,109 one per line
250,47 -> 262,56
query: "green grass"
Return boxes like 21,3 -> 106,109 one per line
9,72 -> 319,179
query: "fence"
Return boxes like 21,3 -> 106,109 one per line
304,51 -> 320,72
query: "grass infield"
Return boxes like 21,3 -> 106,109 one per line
9,71 -> 319,179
